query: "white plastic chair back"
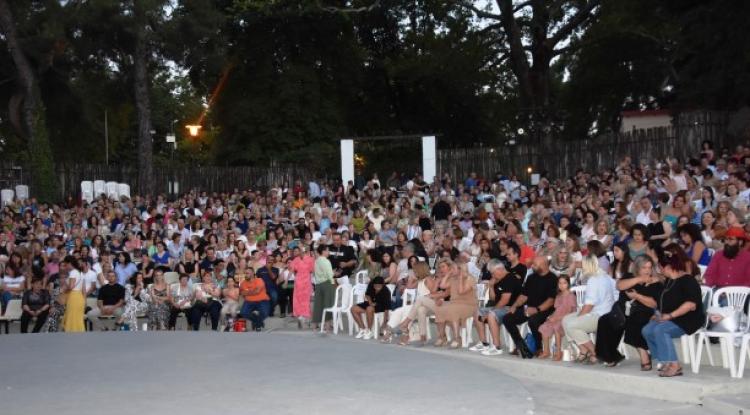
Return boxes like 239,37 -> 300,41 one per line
93,180 -> 106,197
3,299 -> 23,320
0,189 -> 13,207
354,270 -> 369,285
106,181 -> 118,199
700,285 -> 713,327
339,284 -> 353,309
476,283 -> 488,306
403,288 -> 417,307
712,286 -> 750,310
571,286 -> 586,311
386,284 -> 396,299
14,185 -> 28,201
81,181 -> 94,203
118,183 -> 131,199
353,283 -> 368,303
331,285 -> 344,308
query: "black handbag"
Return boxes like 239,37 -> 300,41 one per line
608,302 -> 627,329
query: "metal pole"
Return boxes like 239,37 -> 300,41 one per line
105,109 -> 109,166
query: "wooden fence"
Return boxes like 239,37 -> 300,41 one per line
438,111 -> 735,182
0,111 -> 742,200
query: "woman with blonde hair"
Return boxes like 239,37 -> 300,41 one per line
380,261 -> 430,343
550,246 -> 575,276
434,261 -> 478,348
393,259 -> 444,346
562,254 -> 616,364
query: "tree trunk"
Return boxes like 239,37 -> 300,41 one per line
0,0 -> 36,140
134,8 -> 154,197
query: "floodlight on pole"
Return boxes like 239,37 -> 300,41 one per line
186,125 -> 202,137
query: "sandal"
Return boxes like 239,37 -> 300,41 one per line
433,338 -> 447,347
380,332 -> 393,343
640,359 -> 652,371
449,340 -> 460,349
659,365 -> 683,377
398,333 -> 410,346
585,355 -> 599,365
552,352 -> 563,361
575,351 -> 591,363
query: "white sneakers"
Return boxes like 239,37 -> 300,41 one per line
469,342 -> 488,352
356,329 -> 373,340
468,342 -> 504,356
481,346 -> 504,356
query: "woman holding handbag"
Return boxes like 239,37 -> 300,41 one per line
595,255 -> 661,368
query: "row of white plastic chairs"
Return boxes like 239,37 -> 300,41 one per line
80,181 -> 131,203
0,185 -> 29,207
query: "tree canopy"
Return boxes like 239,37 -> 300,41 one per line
0,0 -> 748,176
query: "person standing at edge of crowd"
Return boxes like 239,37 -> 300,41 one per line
312,245 -> 336,333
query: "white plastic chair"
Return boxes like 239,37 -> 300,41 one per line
118,183 -> 131,199
106,181 -> 118,199
693,286 -> 750,377
321,284 -> 352,335
737,332 -> 750,379
476,283 -> 489,307
14,185 -> 28,201
0,189 -> 13,207
80,181 -> 94,204
93,180 -> 106,198
571,286 -> 586,311
681,285 -> 712,369
0,299 -> 23,333
354,270 -> 369,285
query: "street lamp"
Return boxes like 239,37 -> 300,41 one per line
186,125 -> 201,137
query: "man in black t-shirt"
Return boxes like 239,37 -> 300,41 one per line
469,259 -> 523,355
505,243 -> 527,281
328,233 -> 357,279
502,256 -> 557,358
86,270 -> 125,331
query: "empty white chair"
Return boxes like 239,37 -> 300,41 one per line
693,286 -> 750,377
80,181 -> 94,204
106,181 -> 118,199
320,284 -> 352,335
118,183 -> 131,199
0,189 -> 13,207
93,180 -> 106,197
14,185 -> 28,201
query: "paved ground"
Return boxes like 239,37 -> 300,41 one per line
0,331 -> 535,415
0,329 -> 730,414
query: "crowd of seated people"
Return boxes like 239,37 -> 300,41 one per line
1,140 -> 749,378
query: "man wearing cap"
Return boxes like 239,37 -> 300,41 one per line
703,227 -> 750,288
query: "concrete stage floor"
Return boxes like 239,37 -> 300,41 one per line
2,329 -> 746,415
0,331 -> 534,415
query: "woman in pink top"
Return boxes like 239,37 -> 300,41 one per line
538,275 -> 578,360
290,245 -> 315,327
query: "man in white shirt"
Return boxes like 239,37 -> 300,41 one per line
80,260 -> 100,297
